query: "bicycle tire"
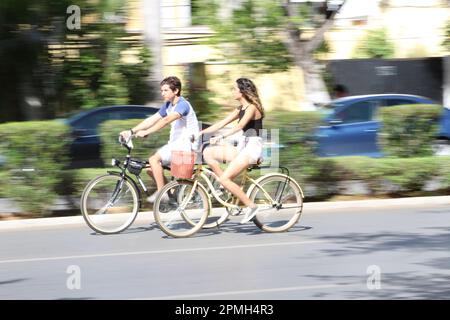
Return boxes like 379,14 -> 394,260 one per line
177,177 -> 235,229
153,180 -> 210,238
80,173 -> 140,234
249,174 -> 303,232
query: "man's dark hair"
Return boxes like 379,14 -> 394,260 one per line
160,76 -> 182,96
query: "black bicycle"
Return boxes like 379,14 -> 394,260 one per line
80,135 -> 155,234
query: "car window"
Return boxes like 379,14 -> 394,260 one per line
72,108 -> 156,135
73,111 -> 113,131
384,99 -> 417,106
335,101 -> 376,124
119,110 -> 153,119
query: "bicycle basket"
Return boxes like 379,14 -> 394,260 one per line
170,151 -> 195,179
128,159 -> 145,175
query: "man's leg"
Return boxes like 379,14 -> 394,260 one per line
148,153 -> 166,191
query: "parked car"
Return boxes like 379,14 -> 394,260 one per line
64,105 -> 210,168
64,105 -> 160,168
313,94 -> 450,157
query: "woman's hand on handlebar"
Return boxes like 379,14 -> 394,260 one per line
190,133 -> 202,143
210,135 -> 223,145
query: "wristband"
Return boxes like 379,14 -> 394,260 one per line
130,129 -> 134,135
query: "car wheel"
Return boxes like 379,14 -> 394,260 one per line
432,139 -> 450,156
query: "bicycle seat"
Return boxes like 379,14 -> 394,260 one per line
247,158 -> 263,170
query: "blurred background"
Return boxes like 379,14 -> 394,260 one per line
0,0 -> 449,216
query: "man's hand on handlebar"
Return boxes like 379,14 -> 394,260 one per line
135,130 -> 148,138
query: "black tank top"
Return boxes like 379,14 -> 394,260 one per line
238,106 -> 263,137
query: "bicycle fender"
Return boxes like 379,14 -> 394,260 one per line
246,173 -> 304,199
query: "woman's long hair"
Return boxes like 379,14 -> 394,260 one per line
236,78 -> 264,118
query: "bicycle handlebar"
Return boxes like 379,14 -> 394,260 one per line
119,133 -> 134,150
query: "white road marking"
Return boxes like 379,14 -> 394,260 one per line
0,240 -> 325,264
134,283 -> 361,300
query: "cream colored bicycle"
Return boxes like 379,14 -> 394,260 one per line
153,141 -> 305,238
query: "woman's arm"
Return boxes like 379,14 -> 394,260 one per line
220,105 -> 256,139
199,108 -> 240,135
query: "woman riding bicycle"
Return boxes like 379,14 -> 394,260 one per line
196,78 -> 264,224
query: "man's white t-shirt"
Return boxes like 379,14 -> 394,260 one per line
158,96 -> 200,151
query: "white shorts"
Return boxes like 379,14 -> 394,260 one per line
236,136 -> 263,164
157,138 -> 195,166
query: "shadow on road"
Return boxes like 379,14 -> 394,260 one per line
0,278 -> 29,286
315,227 -> 450,257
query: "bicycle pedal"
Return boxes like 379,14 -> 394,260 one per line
230,209 -> 243,216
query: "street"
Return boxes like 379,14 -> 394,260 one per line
0,198 -> 449,300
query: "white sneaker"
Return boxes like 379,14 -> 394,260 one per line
146,191 -> 169,203
240,206 -> 259,224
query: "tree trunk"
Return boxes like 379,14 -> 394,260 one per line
284,1 -> 345,110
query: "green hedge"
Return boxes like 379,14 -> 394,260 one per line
0,121 -> 71,214
264,111 -> 323,182
330,156 -> 450,195
99,119 -> 170,167
379,104 -> 442,158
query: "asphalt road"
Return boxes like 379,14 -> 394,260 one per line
0,200 -> 449,300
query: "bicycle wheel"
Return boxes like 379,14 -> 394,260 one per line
153,180 -> 210,238
177,177 -> 235,229
80,173 -> 140,234
249,174 -> 303,232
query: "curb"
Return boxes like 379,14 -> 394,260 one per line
0,196 -> 449,231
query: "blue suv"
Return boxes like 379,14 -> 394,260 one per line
315,94 -> 450,157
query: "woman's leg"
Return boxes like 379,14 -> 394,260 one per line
203,144 -> 238,177
217,153 -> 255,208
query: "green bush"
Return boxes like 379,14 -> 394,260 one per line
69,168 -> 118,197
99,119 -> 170,167
331,156 -> 448,195
379,104 -> 442,158
264,111 -> 322,180
98,119 -> 174,193
0,121 -> 71,214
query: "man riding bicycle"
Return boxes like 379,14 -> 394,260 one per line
119,76 -> 200,203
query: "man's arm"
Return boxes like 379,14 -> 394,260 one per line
132,112 -> 162,133
135,112 -> 181,138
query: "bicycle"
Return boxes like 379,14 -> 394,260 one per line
153,136 -> 305,238
80,135 -> 153,234
80,134 -> 224,236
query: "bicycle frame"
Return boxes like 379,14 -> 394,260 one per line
190,164 -> 282,210
106,137 -> 151,208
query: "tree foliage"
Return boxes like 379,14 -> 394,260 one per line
192,0 -> 301,73
352,28 -> 395,59
191,0 -> 344,108
443,18 -> 450,51
0,0 -> 153,122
